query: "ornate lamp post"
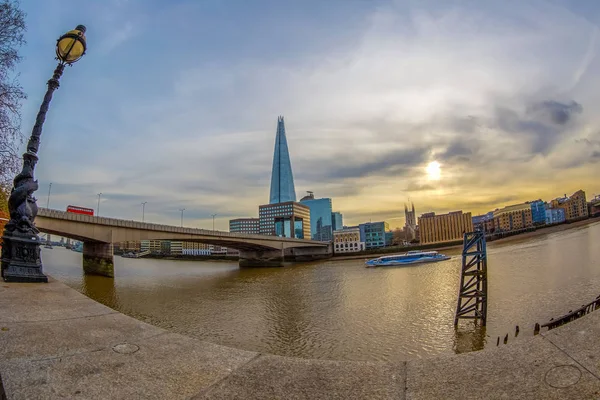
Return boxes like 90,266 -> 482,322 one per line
1,26 -> 87,283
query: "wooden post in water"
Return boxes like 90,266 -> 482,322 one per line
454,230 -> 488,326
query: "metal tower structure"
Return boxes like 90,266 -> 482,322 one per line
454,230 -> 488,326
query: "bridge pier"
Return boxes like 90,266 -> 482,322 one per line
239,248 -> 286,268
239,244 -> 332,268
82,242 -> 114,278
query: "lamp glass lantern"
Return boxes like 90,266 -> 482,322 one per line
56,25 -> 87,64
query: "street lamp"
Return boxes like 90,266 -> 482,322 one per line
46,182 -> 52,208
179,208 -> 185,227
1,25 -> 87,283
141,202 -> 147,222
211,213 -> 217,232
97,193 -> 102,216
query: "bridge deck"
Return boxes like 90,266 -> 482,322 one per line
36,208 -> 327,248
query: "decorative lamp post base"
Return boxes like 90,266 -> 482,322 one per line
1,231 -> 48,283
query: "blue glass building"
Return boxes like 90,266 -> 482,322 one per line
269,116 -> 297,204
530,200 -> 547,225
332,212 -> 343,231
300,193 -> 333,241
359,221 -> 390,249
545,208 -> 566,225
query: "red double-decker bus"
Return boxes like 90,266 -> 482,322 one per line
66,205 -> 94,216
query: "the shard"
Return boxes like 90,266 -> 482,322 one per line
269,116 -> 297,204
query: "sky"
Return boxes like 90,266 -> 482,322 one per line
12,0 -> 600,230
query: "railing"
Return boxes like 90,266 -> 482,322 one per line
541,295 -> 600,330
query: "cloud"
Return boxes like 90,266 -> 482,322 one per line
296,146 -> 429,181
404,182 -> 436,192
97,21 -> 137,54
16,0 -> 600,227
491,99 -> 584,155
528,100 -> 583,125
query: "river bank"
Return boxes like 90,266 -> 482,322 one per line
332,217 -> 600,261
1,276 -> 599,399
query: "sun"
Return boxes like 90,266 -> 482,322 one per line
425,161 -> 441,181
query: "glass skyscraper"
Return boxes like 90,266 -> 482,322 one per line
332,211 -> 343,231
300,193 -> 333,241
269,116 -> 297,204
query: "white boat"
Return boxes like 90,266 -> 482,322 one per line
365,250 -> 450,268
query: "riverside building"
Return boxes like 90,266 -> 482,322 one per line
493,203 -> 533,232
229,218 -> 260,234
333,226 -> 365,253
359,221 -> 390,249
550,190 -> 588,221
418,211 -> 473,245
300,192 -> 333,241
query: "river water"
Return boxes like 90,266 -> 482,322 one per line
43,221 -> 600,362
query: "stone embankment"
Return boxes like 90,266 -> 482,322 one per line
0,279 -> 599,399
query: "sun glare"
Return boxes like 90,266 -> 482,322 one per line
426,161 -> 441,181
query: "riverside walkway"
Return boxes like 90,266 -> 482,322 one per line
0,279 -> 599,399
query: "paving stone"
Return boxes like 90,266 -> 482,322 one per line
0,312 -> 163,361
542,307 -> 600,379
0,332 -> 257,400
0,278 -> 114,323
405,337 -> 599,400
196,354 -> 404,400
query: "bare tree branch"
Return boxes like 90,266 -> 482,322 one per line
0,0 -> 26,185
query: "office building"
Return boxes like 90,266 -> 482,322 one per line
160,241 -> 172,255
117,241 -> 141,252
333,227 -> 365,253
182,242 -> 211,256
257,116 -> 310,239
359,221 -> 390,249
589,195 -> 600,217
472,212 -> 494,233
332,211 -> 343,231
269,116 -> 297,204
259,201 -> 310,239
141,240 -> 162,254
545,208 -> 566,225
229,218 -> 260,234
529,200 -> 547,225
170,241 -> 183,255
419,211 -> 473,245
493,203 -> 533,232
209,245 -> 228,255
550,190 -> 588,221
300,192 -> 333,241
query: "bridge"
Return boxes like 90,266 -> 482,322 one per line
35,208 -> 331,277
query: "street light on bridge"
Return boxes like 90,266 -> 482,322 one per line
1,25 -> 87,283
179,208 -> 186,227
97,193 -> 102,216
211,213 -> 217,232
141,202 -> 147,222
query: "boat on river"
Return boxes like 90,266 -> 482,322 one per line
365,250 -> 450,268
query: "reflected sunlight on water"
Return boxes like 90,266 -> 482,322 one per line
43,221 -> 600,362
